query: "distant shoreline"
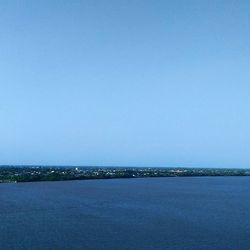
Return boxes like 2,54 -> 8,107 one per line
1,166 -> 250,184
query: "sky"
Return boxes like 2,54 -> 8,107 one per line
0,0 -> 250,168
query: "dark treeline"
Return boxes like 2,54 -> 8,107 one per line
1,166 -> 250,183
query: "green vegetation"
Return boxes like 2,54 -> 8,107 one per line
0,166 -> 250,183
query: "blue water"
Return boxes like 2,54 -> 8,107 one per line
1,177 -> 250,250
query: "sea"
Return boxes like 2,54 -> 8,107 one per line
0,177 -> 250,250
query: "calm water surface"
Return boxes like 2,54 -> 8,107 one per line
1,177 -> 250,250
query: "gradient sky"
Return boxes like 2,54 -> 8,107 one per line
0,0 -> 250,167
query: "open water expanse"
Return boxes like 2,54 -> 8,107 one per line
1,177 -> 250,250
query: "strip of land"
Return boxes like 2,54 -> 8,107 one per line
0,166 -> 250,183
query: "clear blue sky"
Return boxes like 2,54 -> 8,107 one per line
0,0 -> 249,167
